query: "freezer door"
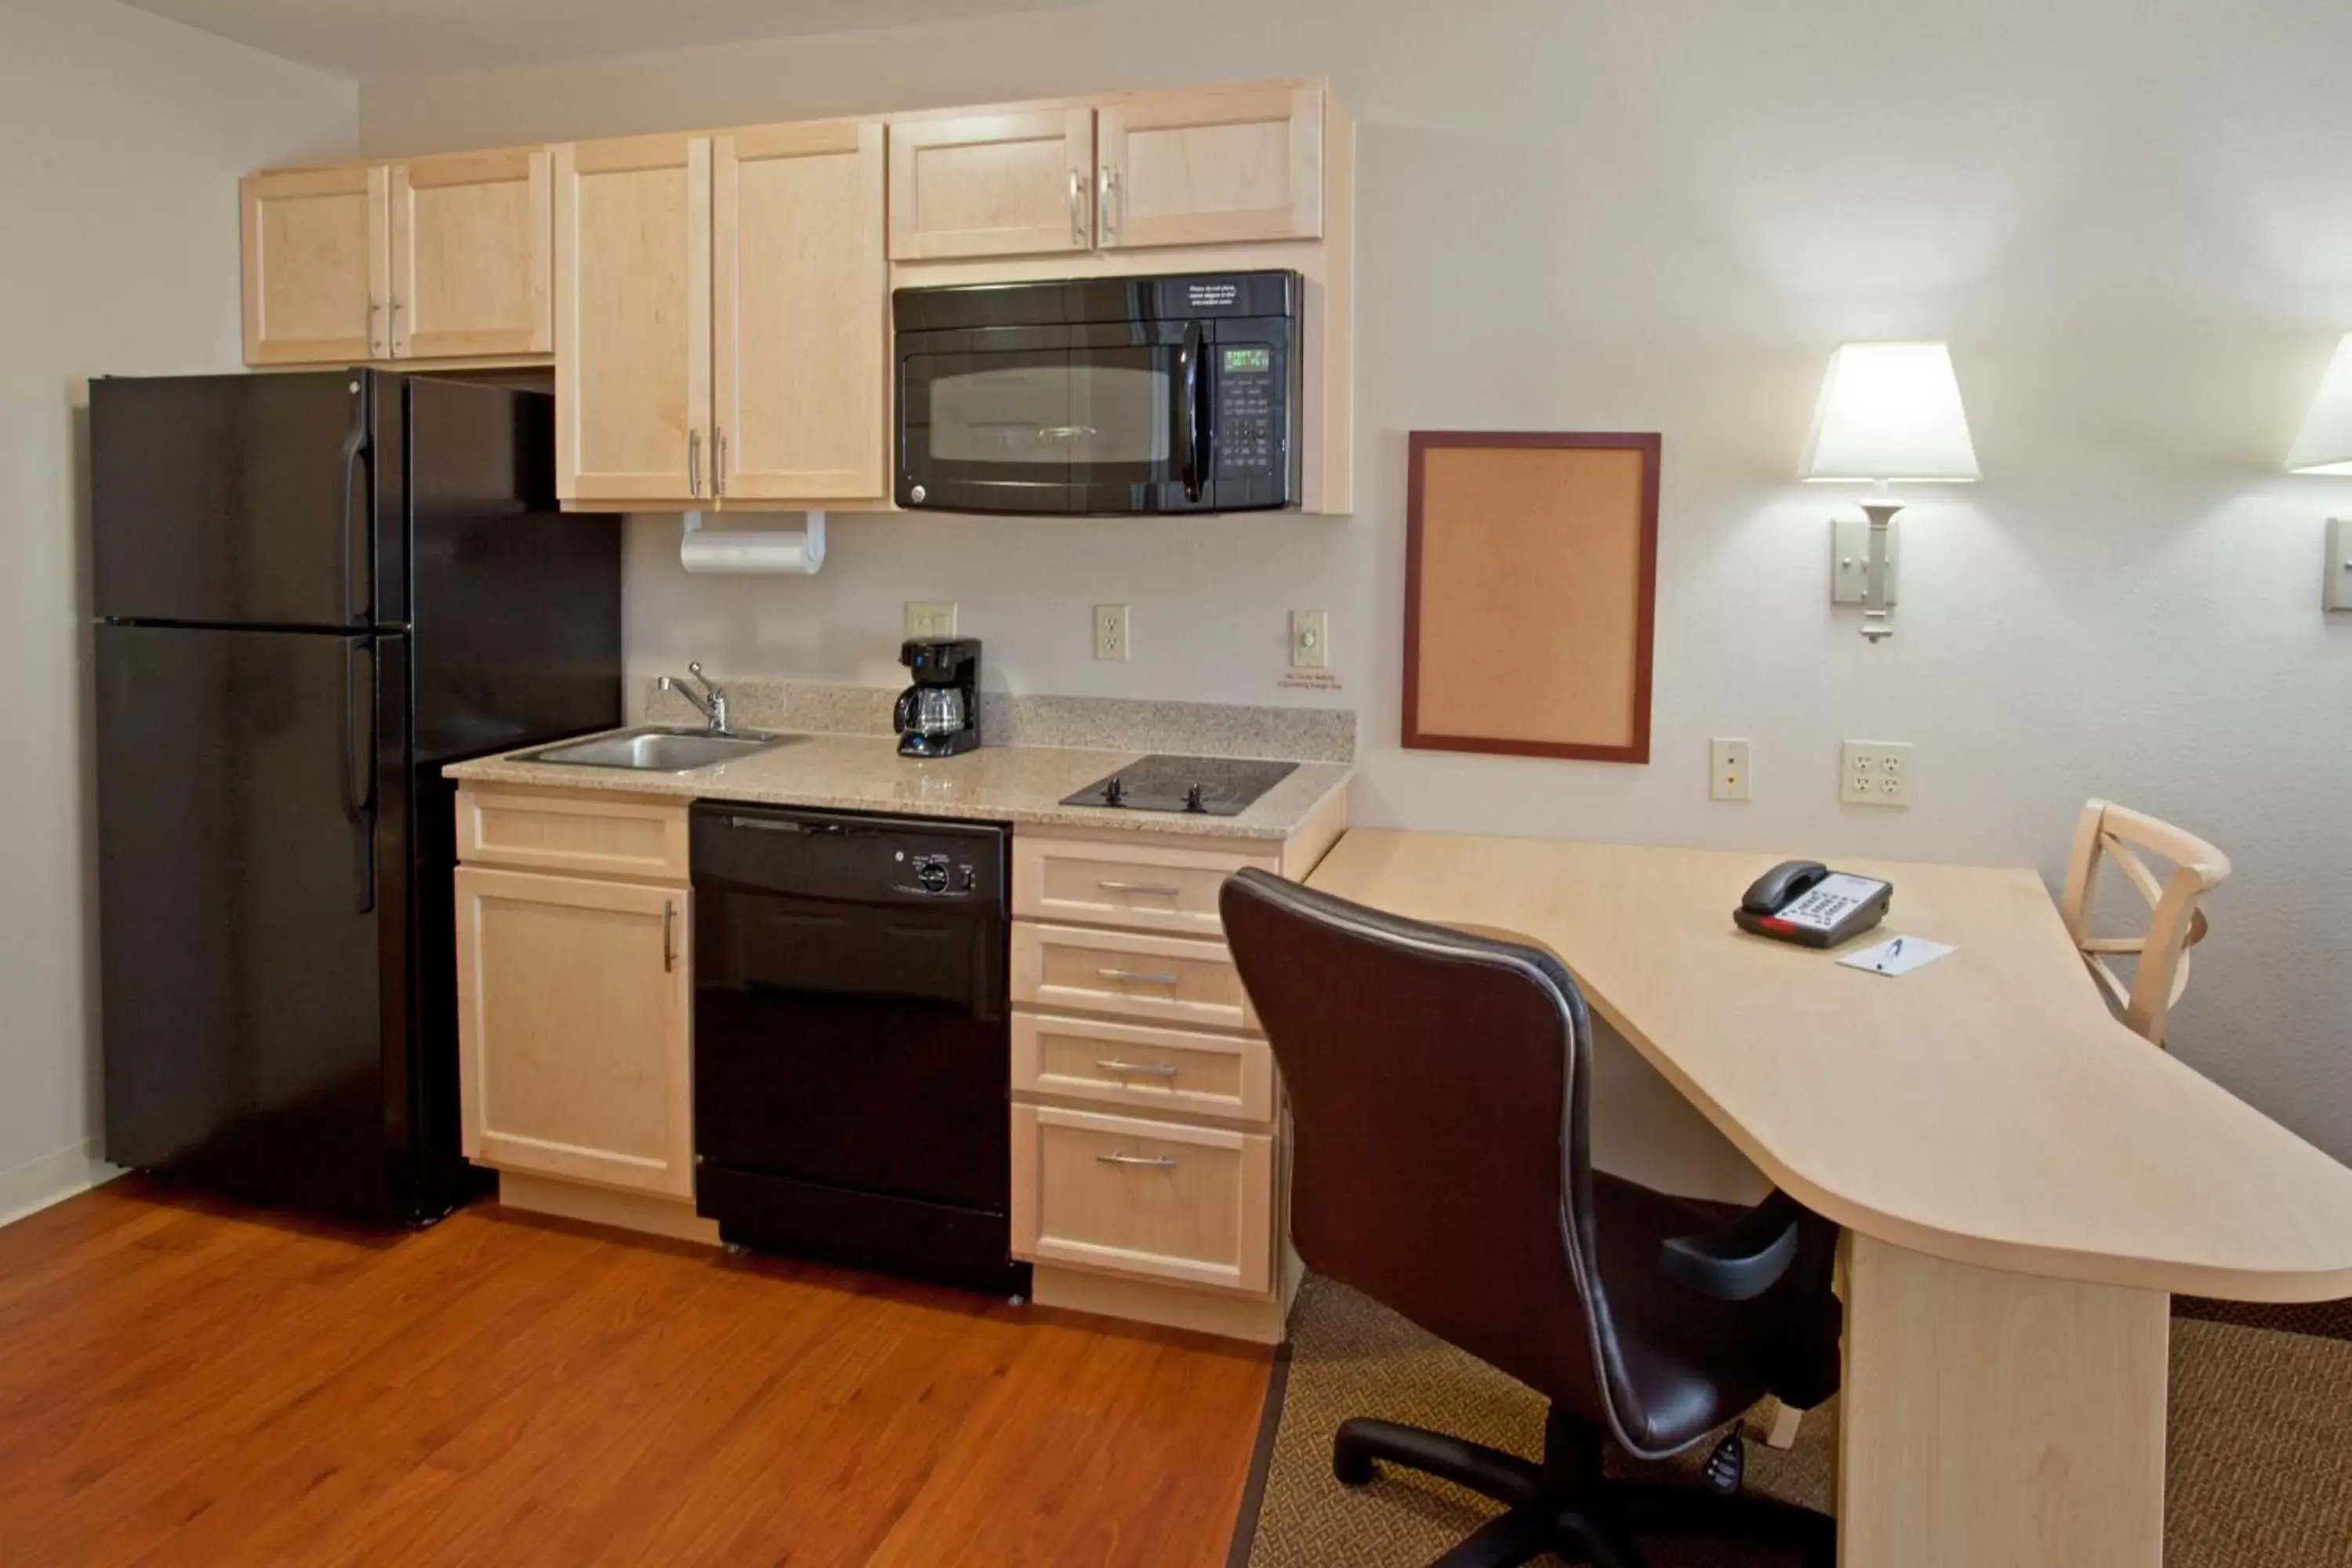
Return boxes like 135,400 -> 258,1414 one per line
404,377 -> 622,760
95,624 -> 408,1216
90,372 -> 385,630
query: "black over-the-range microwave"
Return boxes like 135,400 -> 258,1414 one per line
892,269 -> 1303,515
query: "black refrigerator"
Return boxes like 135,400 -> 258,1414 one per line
90,370 -> 622,1224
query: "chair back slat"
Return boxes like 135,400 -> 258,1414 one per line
2058,798 -> 2230,1048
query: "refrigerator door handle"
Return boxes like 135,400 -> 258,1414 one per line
339,387 -> 373,628
340,638 -> 379,914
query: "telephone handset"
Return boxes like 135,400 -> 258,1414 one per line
1734,859 -> 1893,948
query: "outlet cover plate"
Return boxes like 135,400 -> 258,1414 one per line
1831,518 -> 1901,606
905,601 -> 957,640
2328,518 -> 2352,612
1710,737 -> 1751,801
1841,739 -> 1913,808
1093,604 -> 1131,662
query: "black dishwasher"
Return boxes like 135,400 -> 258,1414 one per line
691,804 -> 1026,1295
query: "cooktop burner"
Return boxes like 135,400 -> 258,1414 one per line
1062,754 -> 1301,816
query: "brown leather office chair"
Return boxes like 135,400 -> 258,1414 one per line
1221,869 -> 1840,1568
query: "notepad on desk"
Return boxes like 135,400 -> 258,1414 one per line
1838,935 -> 1955,978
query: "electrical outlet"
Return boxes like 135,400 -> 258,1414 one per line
904,601 -> 957,640
1841,740 -> 1913,808
1709,738 -> 1751,802
1290,609 -> 1329,670
1093,604 -> 1131,662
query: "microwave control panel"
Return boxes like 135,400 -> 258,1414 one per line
1209,317 -> 1296,507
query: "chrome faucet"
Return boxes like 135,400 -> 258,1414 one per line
657,662 -> 731,734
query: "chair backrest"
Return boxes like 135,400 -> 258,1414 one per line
2059,799 -> 2230,1048
1217,868 -> 1639,1450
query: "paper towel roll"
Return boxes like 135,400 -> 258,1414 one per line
677,511 -> 826,575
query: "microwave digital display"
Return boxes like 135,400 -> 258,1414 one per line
1223,347 -> 1272,373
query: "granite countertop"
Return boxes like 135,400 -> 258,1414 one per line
444,729 -> 1352,842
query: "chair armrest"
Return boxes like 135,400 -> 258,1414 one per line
1659,1190 -> 1806,1302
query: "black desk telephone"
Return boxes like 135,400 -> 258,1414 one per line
1733,860 -> 1893,948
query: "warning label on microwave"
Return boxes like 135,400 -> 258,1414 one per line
1186,283 -> 1239,309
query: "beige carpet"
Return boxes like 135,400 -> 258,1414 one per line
1240,1276 -> 2352,1567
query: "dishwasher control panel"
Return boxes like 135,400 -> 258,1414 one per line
902,851 -> 982,898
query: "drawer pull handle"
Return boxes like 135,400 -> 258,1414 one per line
1097,880 -> 1181,897
1098,1059 -> 1179,1078
1098,967 -> 1181,987
1096,1152 -> 1178,1170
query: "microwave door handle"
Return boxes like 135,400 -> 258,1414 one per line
1178,320 -> 1205,503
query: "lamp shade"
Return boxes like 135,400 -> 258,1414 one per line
2287,332 -> 2352,475
1801,341 -> 1980,483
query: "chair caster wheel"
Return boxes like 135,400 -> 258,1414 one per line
1703,1432 -> 1744,1496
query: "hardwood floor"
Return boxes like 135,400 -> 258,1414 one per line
0,1178 -> 1272,1566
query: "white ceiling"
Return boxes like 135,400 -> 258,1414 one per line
118,0 -> 1128,81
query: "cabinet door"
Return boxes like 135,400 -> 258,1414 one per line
888,107 -> 1094,260
389,149 -> 551,360
713,120 -> 887,502
455,866 -> 693,1198
241,166 -> 388,365
553,135 -> 711,503
1097,84 -> 1323,248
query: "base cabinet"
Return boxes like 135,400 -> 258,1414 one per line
455,866 -> 693,1199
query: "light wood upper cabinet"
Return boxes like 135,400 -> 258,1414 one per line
1097,83 -> 1324,248
455,866 -> 694,1200
553,134 -> 712,503
714,119 -> 888,501
888,107 -> 1094,260
241,166 -> 388,365
389,149 -> 552,359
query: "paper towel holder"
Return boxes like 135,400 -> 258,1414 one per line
679,510 -> 826,575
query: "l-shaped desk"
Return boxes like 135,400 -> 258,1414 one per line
1305,829 -> 2352,1568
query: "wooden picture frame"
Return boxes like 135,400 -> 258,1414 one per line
1403,431 -> 1661,763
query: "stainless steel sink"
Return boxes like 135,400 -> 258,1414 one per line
517,727 -> 787,772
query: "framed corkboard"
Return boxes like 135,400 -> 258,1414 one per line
1403,431 -> 1660,763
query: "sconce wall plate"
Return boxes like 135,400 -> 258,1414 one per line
1832,515 -> 1900,606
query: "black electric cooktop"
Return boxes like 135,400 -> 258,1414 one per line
1062,753 -> 1301,816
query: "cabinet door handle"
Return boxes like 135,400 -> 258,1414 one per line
713,426 -> 726,497
1099,165 -> 1118,242
1097,967 -> 1180,987
1097,880 -> 1180,897
1068,169 -> 1086,247
662,901 -> 677,973
1098,1059 -> 1178,1078
1096,1152 -> 1177,1170
688,430 -> 702,498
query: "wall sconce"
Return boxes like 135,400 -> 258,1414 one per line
1802,342 -> 1980,641
2285,332 -> 2352,612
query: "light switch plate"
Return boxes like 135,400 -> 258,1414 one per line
904,601 -> 957,640
1841,740 -> 1913,808
1831,518 -> 1900,606
1290,609 -> 1330,670
1710,738 -> 1751,802
1093,604 -> 1131,661
2327,518 -> 2352,612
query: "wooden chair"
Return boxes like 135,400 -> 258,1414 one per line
2059,799 -> 2230,1048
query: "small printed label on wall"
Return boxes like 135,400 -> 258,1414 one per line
1279,668 -> 1345,692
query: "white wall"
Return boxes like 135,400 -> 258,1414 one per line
362,0 -> 2352,1160
0,0 -> 354,1220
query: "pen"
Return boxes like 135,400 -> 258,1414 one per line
1875,937 -> 1904,975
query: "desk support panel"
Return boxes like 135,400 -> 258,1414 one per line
1838,1232 -> 2167,1567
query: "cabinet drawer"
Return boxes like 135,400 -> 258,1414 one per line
1013,1012 -> 1273,1125
1012,923 -> 1253,1032
457,786 -> 689,881
1011,1104 -> 1272,1294
1012,835 -> 1270,937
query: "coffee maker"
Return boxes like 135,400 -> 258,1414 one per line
894,637 -> 981,757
